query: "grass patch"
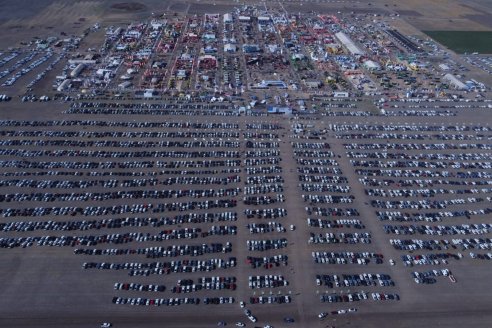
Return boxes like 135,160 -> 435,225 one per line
423,31 -> 492,54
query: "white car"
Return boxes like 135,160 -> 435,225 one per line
236,323 -> 245,327
101,324 -> 112,328
240,301 -> 245,308
389,259 -> 395,265
318,312 -> 328,319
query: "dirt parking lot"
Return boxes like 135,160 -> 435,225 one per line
0,96 -> 490,328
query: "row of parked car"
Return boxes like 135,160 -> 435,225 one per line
246,255 -> 289,269
0,212 -> 237,232
247,238 -> 288,251
249,295 -> 291,304
321,291 -> 400,303
308,231 -> 372,244
384,223 -> 492,236
0,52 -> 37,84
114,282 -> 166,292
308,218 -> 365,229
82,257 -> 237,276
316,273 -> 394,287
248,275 -> 288,289
113,296 -> 201,306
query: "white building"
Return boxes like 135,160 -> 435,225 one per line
334,91 -> 349,98
70,63 -> 85,78
224,44 -> 236,53
106,27 -> 122,37
335,32 -> 364,56
443,73 -> 468,90
363,60 -> 380,71
57,79 -> 71,92
144,89 -> 156,97
118,81 -> 132,89
238,16 -> 251,22
223,13 -> 233,23
151,20 -> 166,30
439,63 -> 450,71
68,59 -> 96,65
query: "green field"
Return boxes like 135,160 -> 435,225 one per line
423,31 -> 492,54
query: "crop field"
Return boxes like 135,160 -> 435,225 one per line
423,31 -> 492,54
